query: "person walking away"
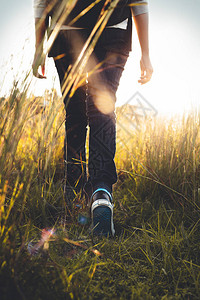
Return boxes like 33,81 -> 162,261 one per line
32,0 -> 153,236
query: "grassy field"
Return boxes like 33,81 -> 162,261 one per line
0,80 -> 200,300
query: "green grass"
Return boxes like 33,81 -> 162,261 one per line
0,79 -> 200,300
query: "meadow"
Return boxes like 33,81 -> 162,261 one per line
0,1 -> 200,298
0,77 -> 200,300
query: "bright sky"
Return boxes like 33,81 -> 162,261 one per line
0,0 -> 200,116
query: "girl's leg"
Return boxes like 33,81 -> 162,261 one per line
54,55 -> 88,194
85,51 -> 128,199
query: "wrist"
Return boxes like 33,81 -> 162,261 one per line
141,49 -> 149,56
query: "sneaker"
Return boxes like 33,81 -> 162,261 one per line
91,188 -> 115,237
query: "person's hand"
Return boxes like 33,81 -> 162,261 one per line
138,54 -> 153,84
32,49 -> 46,79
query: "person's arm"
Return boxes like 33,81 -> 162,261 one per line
131,2 -> 153,84
32,0 -> 47,78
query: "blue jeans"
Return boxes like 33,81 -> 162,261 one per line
54,30 -> 128,199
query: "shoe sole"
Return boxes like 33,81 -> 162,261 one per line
91,199 -> 115,237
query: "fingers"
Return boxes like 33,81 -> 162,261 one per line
32,52 -> 46,79
138,75 -> 152,84
138,58 -> 153,85
34,71 -> 47,79
140,60 -> 145,77
41,65 -> 45,77
32,66 -> 46,79
138,69 -> 153,84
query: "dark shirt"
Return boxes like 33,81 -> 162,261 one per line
44,0 -> 147,56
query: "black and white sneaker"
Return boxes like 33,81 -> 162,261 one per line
91,188 -> 115,237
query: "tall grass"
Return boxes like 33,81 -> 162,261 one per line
116,110 -> 200,207
0,77 -> 200,299
0,0 -> 200,298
